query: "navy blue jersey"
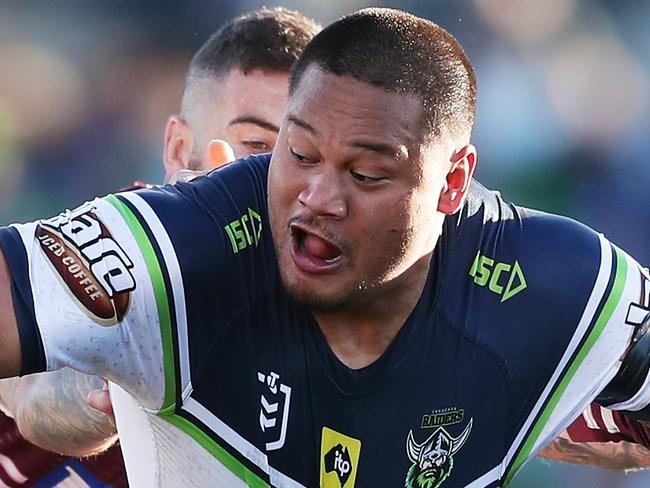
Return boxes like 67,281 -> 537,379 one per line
1,153 -> 648,487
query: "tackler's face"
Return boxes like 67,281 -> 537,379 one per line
268,66 -> 452,311
206,68 -> 288,160
187,68 -> 289,168
164,68 -> 289,181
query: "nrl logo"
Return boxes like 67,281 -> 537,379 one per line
405,418 -> 473,488
257,371 -> 292,451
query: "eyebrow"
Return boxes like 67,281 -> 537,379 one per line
352,141 -> 409,160
288,115 -> 317,135
228,116 -> 280,133
287,115 -> 409,161
288,115 -> 408,161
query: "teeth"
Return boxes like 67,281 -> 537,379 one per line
324,255 -> 342,264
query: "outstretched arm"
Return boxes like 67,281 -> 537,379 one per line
0,370 -> 117,457
0,197 -> 172,410
0,237 -> 116,457
540,402 -> 650,470
540,430 -> 650,470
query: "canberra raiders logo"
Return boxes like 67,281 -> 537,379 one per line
405,418 -> 473,488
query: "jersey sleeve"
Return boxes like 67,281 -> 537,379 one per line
451,187 -> 650,483
566,404 -> 650,448
502,217 -> 648,482
0,155 -> 271,413
0,196 -> 169,411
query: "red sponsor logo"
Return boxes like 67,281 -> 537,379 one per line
36,203 -> 135,325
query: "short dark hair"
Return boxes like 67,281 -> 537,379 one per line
189,7 -> 321,78
289,8 -> 477,142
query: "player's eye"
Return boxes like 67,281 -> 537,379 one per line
350,170 -> 386,184
289,146 -> 315,164
243,141 -> 271,153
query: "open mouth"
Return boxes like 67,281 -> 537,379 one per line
290,224 -> 344,272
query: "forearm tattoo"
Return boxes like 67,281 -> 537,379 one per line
13,368 -> 116,456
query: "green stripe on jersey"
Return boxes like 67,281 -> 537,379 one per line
105,194 -> 177,413
164,414 -> 270,488
504,245 -> 628,484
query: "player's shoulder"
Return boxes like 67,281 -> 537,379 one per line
126,153 -> 271,252
438,182 -> 616,379
457,180 -> 602,253
204,151 -> 271,194
445,180 -> 606,312
139,152 -> 270,214
111,153 -> 276,295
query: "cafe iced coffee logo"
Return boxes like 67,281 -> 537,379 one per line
36,203 -> 135,325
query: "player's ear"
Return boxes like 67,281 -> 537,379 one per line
163,115 -> 193,182
437,144 -> 477,215
206,139 -> 236,169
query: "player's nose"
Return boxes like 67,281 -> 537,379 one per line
297,169 -> 347,220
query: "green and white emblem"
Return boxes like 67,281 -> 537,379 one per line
404,418 -> 473,488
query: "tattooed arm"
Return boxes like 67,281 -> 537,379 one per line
0,369 -> 117,457
539,430 -> 650,470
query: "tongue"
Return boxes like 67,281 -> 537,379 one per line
303,234 -> 340,260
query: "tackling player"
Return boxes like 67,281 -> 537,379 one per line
161,7 -> 320,177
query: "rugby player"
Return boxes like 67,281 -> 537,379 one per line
161,6 -> 320,178
0,8 -> 649,487
0,7 -> 319,487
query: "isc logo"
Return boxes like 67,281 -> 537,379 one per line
224,207 -> 262,254
37,203 -> 135,325
469,251 -> 527,302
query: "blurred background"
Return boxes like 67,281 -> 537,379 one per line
0,0 -> 648,485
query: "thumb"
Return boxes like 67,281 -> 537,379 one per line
87,385 -> 115,423
207,139 -> 236,169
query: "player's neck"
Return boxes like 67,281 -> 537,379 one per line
313,253 -> 432,370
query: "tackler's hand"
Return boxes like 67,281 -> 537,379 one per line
207,139 -> 236,169
87,378 -> 115,426
168,139 -> 236,184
